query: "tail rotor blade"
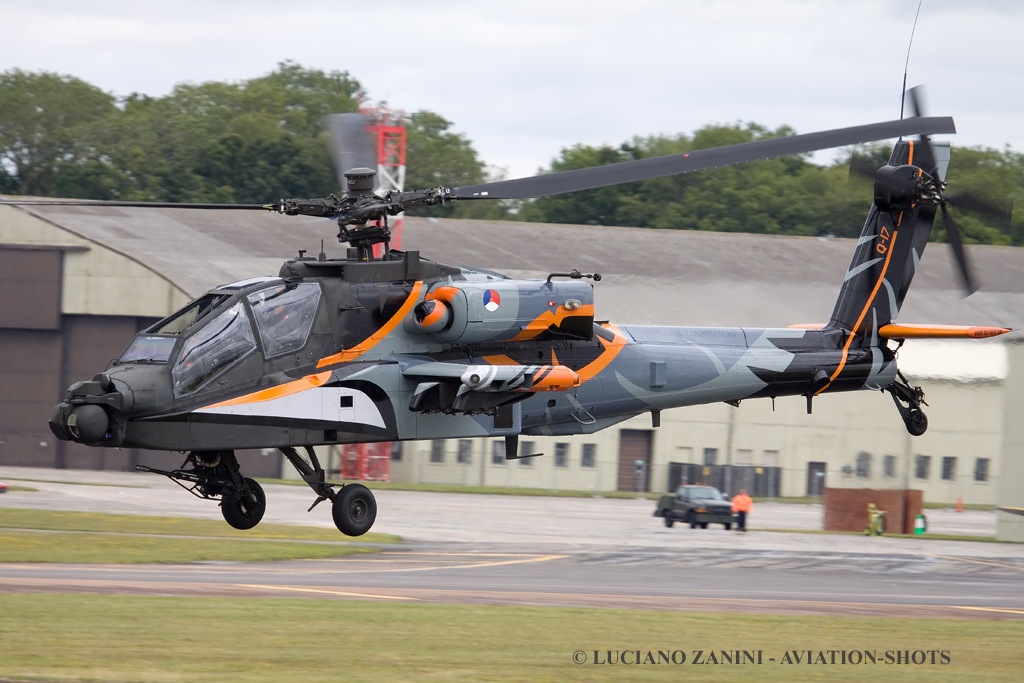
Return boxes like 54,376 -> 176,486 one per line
941,204 -> 979,296
907,85 -> 993,296
905,85 -> 943,181
947,192 -> 1013,228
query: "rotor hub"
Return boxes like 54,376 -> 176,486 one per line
344,167 -> 377,197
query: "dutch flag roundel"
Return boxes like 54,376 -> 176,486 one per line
483,289 -> 501,312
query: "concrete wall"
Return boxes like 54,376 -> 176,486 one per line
997,340 -> 1024,541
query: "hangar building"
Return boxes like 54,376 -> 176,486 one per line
2,202 -> 1022,529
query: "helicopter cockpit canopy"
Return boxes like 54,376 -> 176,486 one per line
119,292 -> 230,365
246,282 -> 321,358
172,301 -> 257,395
116,280 -> 322,396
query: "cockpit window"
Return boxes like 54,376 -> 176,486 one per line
172,302 -> 256,395
120,335 -> 177,363
248,283 -> 321,358
148,293 -> 230,335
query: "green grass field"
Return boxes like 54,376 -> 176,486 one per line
0,508 -> 397,563
0,509 -> 1020,681
0,595 -> 1021,682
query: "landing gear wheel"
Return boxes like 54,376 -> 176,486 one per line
664,514 -> 674,528
905,408 -> 928,436
724,523 -> 732,531
699,522 -> 709,529
221,478 -> 266,530
687,512 -> 697,529
332,484 -> 377,536
887,371 -> 929,436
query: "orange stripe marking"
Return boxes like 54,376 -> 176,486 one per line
577,324 -> 628,383
816,142 -> 919,395
481,354 -> 518,366
817,225 -> 900,395
427,286 -> 461,304
490,325 -> 627,385
204,371 -> 333,408
316,281 -> 425,369
508,305 -> 595,342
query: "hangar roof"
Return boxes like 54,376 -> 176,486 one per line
8,203 -> 1023,342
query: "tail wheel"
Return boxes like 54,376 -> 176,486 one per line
887,373 -> 929,436
905,408 -> 928,436
332,483 -> 377,536
221,478 -> 266,530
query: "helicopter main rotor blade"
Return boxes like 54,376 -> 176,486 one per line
906,84 -> 925,120
323,112 -> 378,189
450,116 -> 956,200
1,199 -> 272,210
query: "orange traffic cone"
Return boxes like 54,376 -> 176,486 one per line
955,497 -> 963,513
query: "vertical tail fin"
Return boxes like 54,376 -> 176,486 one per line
826,139 -> 938,344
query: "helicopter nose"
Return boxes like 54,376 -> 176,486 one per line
49,400 -> 113,443
66,405 -> 110,442
49,372 -> 132,445
48,402 -> 73,441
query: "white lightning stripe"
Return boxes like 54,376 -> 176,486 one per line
195,387 -> 385,428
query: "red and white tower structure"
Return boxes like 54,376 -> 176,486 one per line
360,104 -> 407,251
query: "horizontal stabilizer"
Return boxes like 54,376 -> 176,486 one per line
877,324 -> 1012,340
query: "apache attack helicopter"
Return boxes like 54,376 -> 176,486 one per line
22,92 -> 1012,537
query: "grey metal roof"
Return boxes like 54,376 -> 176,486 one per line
11,204 -> 1024,340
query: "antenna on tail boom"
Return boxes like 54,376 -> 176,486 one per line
899,0 -> 923,120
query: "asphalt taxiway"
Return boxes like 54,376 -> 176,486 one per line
1,466 -> 1022,618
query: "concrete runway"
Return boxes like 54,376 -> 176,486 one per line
2,466 -> 1023,618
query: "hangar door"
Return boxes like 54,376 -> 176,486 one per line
0,247 -> 63,467
617,429 -> 652,492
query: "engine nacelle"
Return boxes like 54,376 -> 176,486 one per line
404,279 -> 595,343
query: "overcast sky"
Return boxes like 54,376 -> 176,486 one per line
3,0 -> 1021,181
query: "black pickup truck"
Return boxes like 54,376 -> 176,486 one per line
654,485 -> 736,530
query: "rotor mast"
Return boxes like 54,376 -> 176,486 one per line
362,104 -> 408,251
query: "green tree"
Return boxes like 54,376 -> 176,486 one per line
4,65 -> 1020,247
0,69 -> 116,196
516,142 -> 644,225
520,123 -> 828,232
941,146 -> 1020,246
403,111 -> 510,219
63,63 -> 363,203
